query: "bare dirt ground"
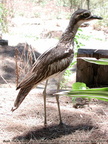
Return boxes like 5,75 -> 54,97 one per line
0,87 -> 108,144
0,1 -> 108,143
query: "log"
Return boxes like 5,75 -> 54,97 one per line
0,39 -> 8,46
76,49 -> 108,87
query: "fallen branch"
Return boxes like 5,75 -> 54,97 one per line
0,75 -> 12,88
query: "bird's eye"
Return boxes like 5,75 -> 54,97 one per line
83,13 -> 90,18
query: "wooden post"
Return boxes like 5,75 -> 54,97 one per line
76,49 -> 108,87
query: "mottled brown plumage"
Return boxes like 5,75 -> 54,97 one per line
11,9 -> 102,126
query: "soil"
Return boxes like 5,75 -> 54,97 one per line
0,87 -> 108,144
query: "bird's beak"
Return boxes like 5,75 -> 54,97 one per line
88,15 -> 103,20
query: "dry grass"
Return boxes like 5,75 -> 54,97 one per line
0,87 -> 108,144
15,43 -> 37,87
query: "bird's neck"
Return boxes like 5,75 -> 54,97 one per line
58,19 -> 80,48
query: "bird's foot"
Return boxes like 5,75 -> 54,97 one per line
44,122 -> 47,128
59,121 -> 64,126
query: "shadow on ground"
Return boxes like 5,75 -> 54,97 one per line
12,123 -> 94,143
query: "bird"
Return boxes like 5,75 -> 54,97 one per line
11,9 -> 102,127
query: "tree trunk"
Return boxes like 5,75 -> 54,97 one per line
86,0 -> 90,10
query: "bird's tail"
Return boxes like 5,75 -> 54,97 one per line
11,86 -> 33,112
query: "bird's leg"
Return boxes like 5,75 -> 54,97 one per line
55,74 -> 63,125
43,79 -> 48,127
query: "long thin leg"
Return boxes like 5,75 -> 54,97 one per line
56,95 -> 62,124
55,74 -> 63,124
43,79 -> 48,127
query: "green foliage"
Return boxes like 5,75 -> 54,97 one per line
56,0 -> 71,7
80,57 -> 108,65
91,0 -> 108,27
68,87 -> 108,102
71,82 -> 88,103
72,82 -> 89,103
58,57 -> 108,102
0,3 -> 8,33
56,82 -> 108,102
72,82 -> 88,90
29,0 -> 48,4
74,29 -> 85,51
55,0 -> 81,8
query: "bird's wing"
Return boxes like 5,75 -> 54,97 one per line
17,46 -> 74,89
16,70 -> 37,89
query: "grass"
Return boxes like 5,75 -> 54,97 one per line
15,43 -> 37,86
0,87 -> 108,143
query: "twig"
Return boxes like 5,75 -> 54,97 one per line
30,44 -> 37,62
14,43 -> 37,87
0,75 -> 12,88
15,48 -> 19,87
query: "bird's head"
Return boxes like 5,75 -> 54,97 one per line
70,9 -> 102,27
